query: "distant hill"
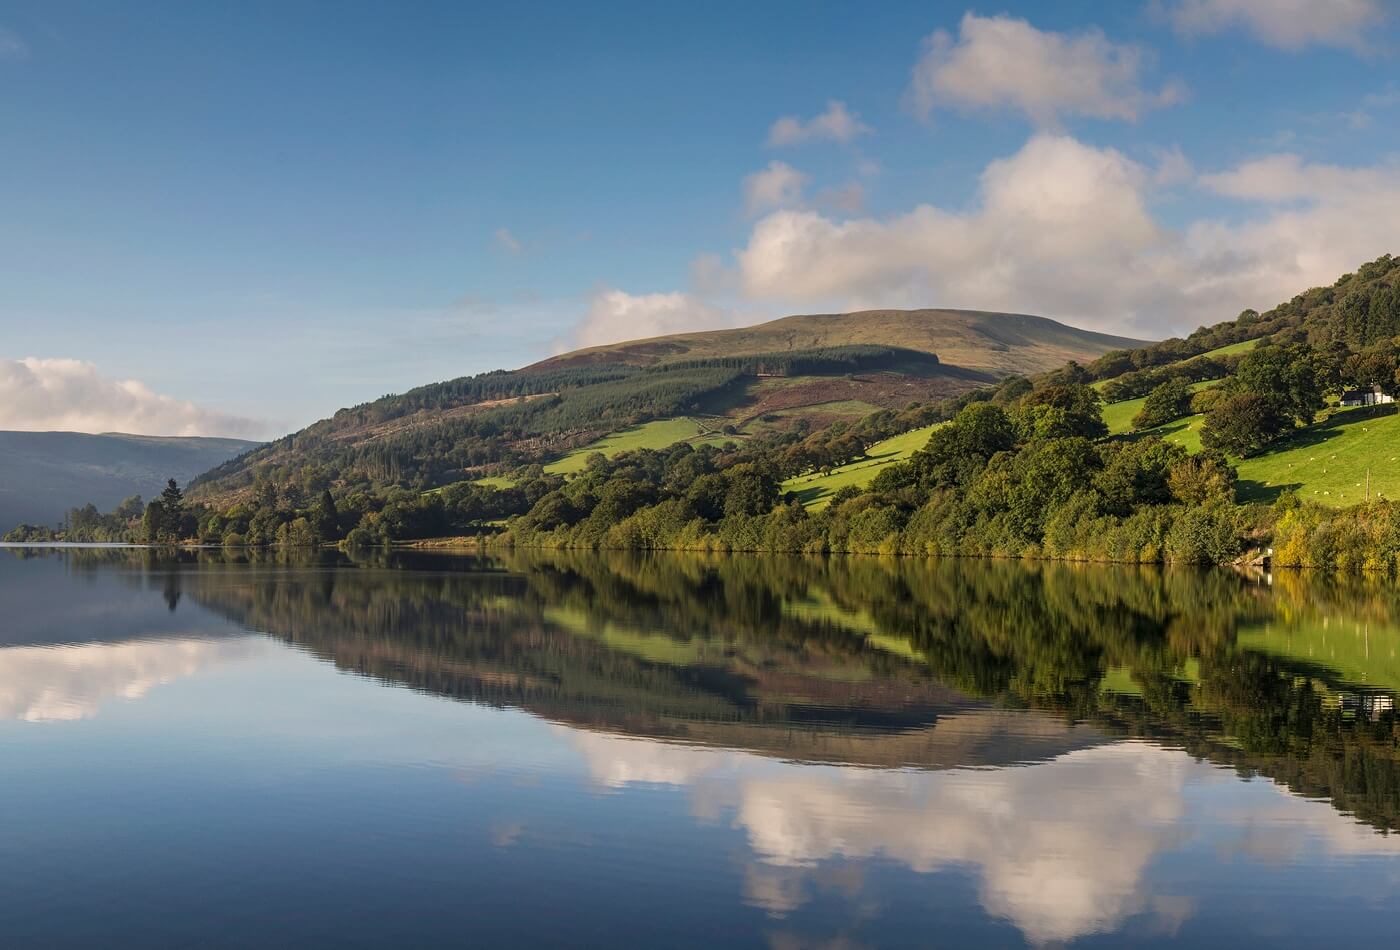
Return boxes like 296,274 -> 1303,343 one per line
0,431 -> 259,529
190,308 -> 1142,501
534,309 -> 1145,377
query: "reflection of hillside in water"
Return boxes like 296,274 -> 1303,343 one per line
7,547 -> 1400,945
173,551 -> 1106,770
7,546 -> 1400,833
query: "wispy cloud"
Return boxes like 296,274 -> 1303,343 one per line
0,26 -> 27,61
493,227 -> 524,254
1158,0 -> 1389,51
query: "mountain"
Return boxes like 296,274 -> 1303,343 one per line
190,308 -> 1142,501
534,308 -> 1145,377
0,431 -> 259,529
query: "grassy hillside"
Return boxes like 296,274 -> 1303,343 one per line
1235,405 -> 1400,504
544,417 -> 738,475
782,423 -> 944,509
535,309 -> 1144,377
0,431 -> 258,529
1102,380 -> 1218,435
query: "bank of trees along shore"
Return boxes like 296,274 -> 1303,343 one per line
7,255 -> 1399,570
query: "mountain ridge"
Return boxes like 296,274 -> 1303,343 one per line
533,308 -> 1145,377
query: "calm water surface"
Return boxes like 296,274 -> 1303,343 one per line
3,546 -> 1400,947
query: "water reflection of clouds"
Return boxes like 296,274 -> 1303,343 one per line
0,637 -> 262,722
569,732 -> 1400,944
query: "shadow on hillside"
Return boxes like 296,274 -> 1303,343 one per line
1236,480 -> 1302,504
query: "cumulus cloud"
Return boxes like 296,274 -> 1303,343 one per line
767,101 -> 872,147
909,13 -> 1183,125
743,161 -> 809,215
562,288 -> 735,350
1161,0 -> 1388,50
0,358 -> 264,438
732,132 -> 1400,337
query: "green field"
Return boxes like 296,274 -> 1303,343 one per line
1103,379 -> 1218,435
545,417 -> 737,475
1197,337 -> 1262,360
1235,405 -> 1400,504
1141,413 -> 1207,453
1106,399 -> 1400,504
781,423 -> 943,509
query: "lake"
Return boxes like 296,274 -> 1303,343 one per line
2,546 -> 1400,947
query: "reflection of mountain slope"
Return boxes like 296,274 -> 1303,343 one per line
184,573 -> 1106,771
13,546 -> 1400,835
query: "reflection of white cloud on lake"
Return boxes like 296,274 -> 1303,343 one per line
0,637 -> 259,722
569,729 -> 734,789
569,732 -> 1400,944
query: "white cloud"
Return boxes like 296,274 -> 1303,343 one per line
730,133 -> 1400,338
1198,152 -> 1400,201
561,288 -> 735,350
0,358 -> 265,438
1161,0 -> 1388,50
767,100 -> 872,147
493,227 -> 524,254
743,161 -> 809,215
908,12 -> 1183,125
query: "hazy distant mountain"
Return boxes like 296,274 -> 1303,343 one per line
0,431 -> 259,529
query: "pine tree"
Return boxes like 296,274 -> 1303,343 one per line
159,479 -> 184,541
313,489 -> 339,542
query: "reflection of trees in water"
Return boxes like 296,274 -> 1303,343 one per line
13,545 -> 1400,830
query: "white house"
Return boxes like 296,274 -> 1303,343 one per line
1340,386 -> 1394,407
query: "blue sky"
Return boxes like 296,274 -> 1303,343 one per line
1,0 -> 1398,437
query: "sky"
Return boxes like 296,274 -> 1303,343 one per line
1,0 -> 1398,439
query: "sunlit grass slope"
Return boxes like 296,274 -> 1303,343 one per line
544,417 -> 737,475
1102,379 -> 1218,436
781,423 -> 944,509
1234,405 -> 1400,504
